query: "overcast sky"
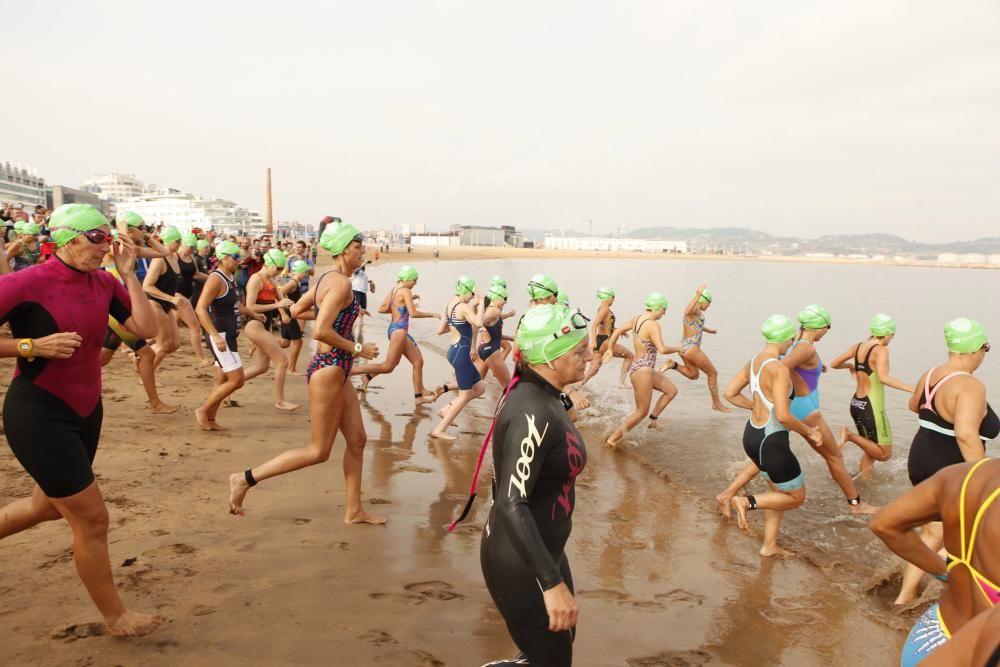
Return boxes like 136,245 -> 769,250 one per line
3,1 -> 998,242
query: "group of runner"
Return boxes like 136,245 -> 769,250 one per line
0,204 -> 995,666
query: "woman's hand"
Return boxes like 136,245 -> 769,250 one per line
359,342 -> 379,360
211,333 -> 228,352
31,332 -> 83,359
112,237 -> 137,278
542,583 -> 578,632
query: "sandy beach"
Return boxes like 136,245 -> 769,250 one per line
0,249 -> 913,666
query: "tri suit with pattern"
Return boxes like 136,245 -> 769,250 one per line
480,367 -> 587,667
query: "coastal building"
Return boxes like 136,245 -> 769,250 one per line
988,254 -> 1000,266
81,172 -> 147,204
410,233 -> 460,247
47,185 -> 113,217
455,225 -> 522,247
937,253 -> 959,263
543,236 -> 687,253
400,223 -> 427,236
959,253 -> 987,265
0,162 -> 46,208
115,189 -> 264,236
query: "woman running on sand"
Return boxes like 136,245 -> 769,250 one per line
579,287 -> 633,388
663,285 -> 729,412
603,293 -> 680,448
141,226 -> 186,370
175,233 -> 212,367
473,282 -> 513,390
431,276 -> 486,440
194,241 -> 263,431
480,304 -> 591,667
715,305 -> 876,516
354,265 -> 442,406
0,204 -> 162,636
242,248 -> 299,412
895,317 -> 997,607
829,313 -> 913,477
228,223 -> 384,524
725,315 -> 822,558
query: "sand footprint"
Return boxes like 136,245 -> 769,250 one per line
374,649 -> 444,666
292,518 -> 311,525
654,589 -> 706,607
368,592 -> 426,606
403,581 -> 465,601
626,650 -> 712,667
360,629 -> 398,647
394,463 -> 433,473
50,623 -> 106,642
577,589 -> 627,602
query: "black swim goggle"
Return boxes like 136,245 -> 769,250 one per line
527,281 -> 558,297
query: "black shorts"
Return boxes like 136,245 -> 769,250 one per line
150,295 -> 176,313
742,422 -> 804,491
280,319 -> 302,341
593,334 -> 609,352
3,376 -> 103,498
353,290 -> 367,310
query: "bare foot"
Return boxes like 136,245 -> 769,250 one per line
345,509 -> 388,525
604,432 -> 623,449
195,408 -> 213,431
715,491 -> 734,518
429,430 -> 456,441
106,610 -> 164,637
659,359 -> 677,373
760,544 -> 795,558
712,403 -> 732,413
432,385 -> 446,401
150,401 -> 179,414
415,394 -> 434,407
208,420 -> 228,432
198,358 -> 214,368
138,379 -> 165,389
229,473 -> 250,515
275,401 -> 300,412
894,593 -> 919,606
360,374 -> 372,393
649,417 -> 664,431
849,501 -> 879,515
838,427 -> 849,449
289,369 -> 303,376
731,496 -> 751,534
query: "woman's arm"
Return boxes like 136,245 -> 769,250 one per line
771,367 -> 820,444
874,347 -> 914,392
602,318 -> 635,362
290,289 -> 315,320
591,304 -> 609,341
908,371 -> 927,413
404,288 -> 439,319
245,274 -> 292,314
649,320 -> 681,355
780,340 -> 813,371
952,381 -> 989,463
724,363 -> 752,410
829,345 -> 857,371
314,277 -> 377,358
142,258 -> 179,304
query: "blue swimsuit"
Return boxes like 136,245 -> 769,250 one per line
786,339 -> 822,421
477,312 -> 504,361
446,302 -> 482,390
386,287 -> 416,345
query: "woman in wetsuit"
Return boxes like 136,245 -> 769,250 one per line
175,233 -> 211,367
664,285 -> 729,412
142,226 -> 185,370
480,303 -> 591,667
431,276 -> 486,440
894,318 -> 998,607
725,315 -> 822,557
473,282 -> 512,389
227,223 -> 384,524
242,249 -> 299,412
353,265 -> 442,406
194,241 -> 261,431
870,455 -> 999,666
830,313 -> 914,476
279,259 -> 310,375
603,293 -> 680,448
715,305 -> 876,516
6,221 -> 42,271
579,287 -> 634,389
0,204 -> 161,636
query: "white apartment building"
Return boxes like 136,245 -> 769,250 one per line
543,236 -> 688,253
1,162 -> 47,207
116,190 -> 264,236
81,172 -> 147,204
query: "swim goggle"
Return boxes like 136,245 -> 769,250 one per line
527,281 -> 558,297
49,226 -> 114,245
543,309 -> 590,342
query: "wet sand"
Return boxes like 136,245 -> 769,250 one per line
0,258 -> 907,665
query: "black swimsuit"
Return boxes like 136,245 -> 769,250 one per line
148,258 -> 180,312
177,256 -> 196,299
480,367 -> 587,667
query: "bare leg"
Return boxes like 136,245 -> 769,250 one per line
49,481 -> 162,636
431,383 -> 485,440
0,484 -> 62,538
683,346 -> 729,412
616,345 -> 633,387
338,385 -> 387,525
807,416 -> 877,513
647,372 -> 678,430
896,521 -> 943,605
839,427 -> 892,477
176,298 -> 209,366
288,339 -> 303,375
150,305 -> 180,370
228,365 -> 346,514
197,367 -> 245,430
241,321 -> 272,382
135,346 -> 177,414
731,483 -> 805,557
606,369 -> 654,447
716,462 -> 759,518
486,352 -> 511,390
401,339 -> 434,406
245,322 -> 298,411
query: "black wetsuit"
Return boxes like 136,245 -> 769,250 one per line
148,258 -> 179,312
480,368 -> 587,667
191,253 -> 211,307
177,255 -> 196,299
203,269 -> 241,356
280,280 -> 303,341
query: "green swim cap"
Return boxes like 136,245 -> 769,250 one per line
556,290 -> 569,306
761,314 -> 797,343
455,276 -> 476,296
645,292 -> 668,312
319,222 -> 363,256
12,220 -> 25,234
263,248 -> 286,268
215,239 -> 241,260
49,203 -> 110,247
491,275 -> 507,288
196,239 -> 211,251
944,317 -> 988,353
798,304 -> 831,330
117,211 -> 144,228
21,222 -> 40,236
397,265 -> 418,281
487,284 -> 508,301
160,226 -> 182,244
870,313 -> 896,336
181,233 -> 198,248
527,274 -> 559,300
698,289 -> 713,304
517,304 -> 590,365
597,287 -> 615,301
291,259 -> 310,276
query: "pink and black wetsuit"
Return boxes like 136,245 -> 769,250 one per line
480,367 -> 587,667
0,256 -> 132,498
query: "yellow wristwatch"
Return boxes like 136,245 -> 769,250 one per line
17,338 -> 33,360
